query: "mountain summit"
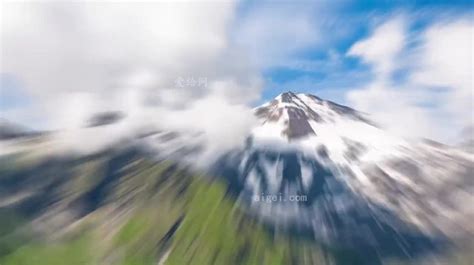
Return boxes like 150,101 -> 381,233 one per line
253,92 -> 372,141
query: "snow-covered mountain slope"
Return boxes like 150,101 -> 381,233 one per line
213,92 -> 473,255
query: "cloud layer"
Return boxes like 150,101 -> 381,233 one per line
1,1 -> 261,159
347,16 -> 473,143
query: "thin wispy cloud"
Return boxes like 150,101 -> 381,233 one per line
347,16 -> 473,142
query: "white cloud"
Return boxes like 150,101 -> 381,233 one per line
346,16 -> 474,143
347,17 -> 406,77
0,1 -> 261,159
411,20 -> 474,127
154,94 -> 257,164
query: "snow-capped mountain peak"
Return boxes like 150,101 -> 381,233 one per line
214,91 -> 473,250
253,92 -> 374,142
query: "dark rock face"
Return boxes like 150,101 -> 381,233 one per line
255,100 -> 282,122
0,126 -> 29,140
280,91 -> 297,103
342,138 -> 367,161
283,107 -> 316,139
157,132 -> 180,142
326,100 -> 374,125
306,94 -> 323,102
86,111 -> 124,127
0,119 -> 37,140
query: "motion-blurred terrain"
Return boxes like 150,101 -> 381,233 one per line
0,92 -> 473,265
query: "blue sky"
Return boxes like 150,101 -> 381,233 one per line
232,0 -> 474,104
